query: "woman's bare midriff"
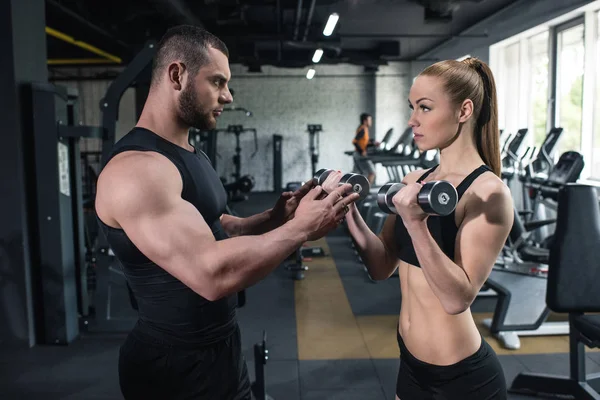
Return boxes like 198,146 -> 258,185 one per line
397,260 -> 482,366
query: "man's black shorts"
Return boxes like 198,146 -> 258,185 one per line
119,323 -> 252,400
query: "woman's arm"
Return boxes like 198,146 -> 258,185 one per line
345,204 -> 400,280
400,177 -> 514,314
220,211 -> 274,237
320,170 -> 403,280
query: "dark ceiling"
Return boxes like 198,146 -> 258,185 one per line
45,0 -> 519,70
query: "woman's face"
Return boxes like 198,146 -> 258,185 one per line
407,75 -> 471,151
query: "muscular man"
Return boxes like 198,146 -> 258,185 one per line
94,25 -> 359,400
352,112 -> 378,184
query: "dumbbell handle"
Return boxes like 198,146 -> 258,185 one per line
377,180 -> 458,216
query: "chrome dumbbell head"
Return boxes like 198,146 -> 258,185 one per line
377,182 -> 404,214
377,181 -> 458,216
417,181 -> 458,216
313,168 -> 333,186
314,169 -> 371,201
339,173 -> 370,201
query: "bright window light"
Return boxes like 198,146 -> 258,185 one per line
306,68 -> 316,79
323,13 -> 339,36
312,49 -> 324,63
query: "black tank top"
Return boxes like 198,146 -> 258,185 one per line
97,127 -> 237,346
395,164 -> 492,267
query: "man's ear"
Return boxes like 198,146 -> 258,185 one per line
458,99 -> 474,123
167,62 -> 187,91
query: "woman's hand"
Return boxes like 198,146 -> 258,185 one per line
392,182 -> 428,229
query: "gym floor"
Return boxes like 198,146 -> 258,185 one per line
2,192 -> 600,400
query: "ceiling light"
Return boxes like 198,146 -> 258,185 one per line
312,49 -> 324,63
323,13 -> 339,36
306,68 -> 316,80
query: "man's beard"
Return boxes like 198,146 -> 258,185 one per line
178,82 -> 215,130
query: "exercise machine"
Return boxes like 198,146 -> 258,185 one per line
501,128 -> 529,181
251,331 -> 274,400
344,127 -> 437,185
484,151 -> 585,350
508,183 -> 600,399
224,124 -> 258,202
227,125 -> 258,183
299,126 -> 330,261
308,124 -> 322,178
517,127 -> 564,225
500,151 -> 585,269
26,82 -> 108,343
273,134 -> 283,193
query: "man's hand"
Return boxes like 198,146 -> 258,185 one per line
270,179 -> 316,227
320,170 -> 343,195
294,185 -> 360,241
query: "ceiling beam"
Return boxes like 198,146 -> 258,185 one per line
415,0 -> 525,59
46,0 -> 129,49
339,33 -> 488,39
151,0 -> 204,27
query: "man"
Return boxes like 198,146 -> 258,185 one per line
94,25 -> 359,400
352,112 -> 378,185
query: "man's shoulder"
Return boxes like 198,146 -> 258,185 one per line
101,150 -> 179,189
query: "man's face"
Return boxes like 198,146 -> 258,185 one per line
178,47 -> 233,130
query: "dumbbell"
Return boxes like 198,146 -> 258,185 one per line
313,168 -> 370,201
377,180 -> 458,216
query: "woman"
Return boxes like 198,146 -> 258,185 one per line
326,57 -> 514,399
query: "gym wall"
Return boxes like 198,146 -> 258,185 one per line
374,62 -> 412,186
216,62 -> 411,191
51,62 -> 412,192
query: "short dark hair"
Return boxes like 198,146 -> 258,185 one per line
360,113 -> 372,124
151,25 -> 229,86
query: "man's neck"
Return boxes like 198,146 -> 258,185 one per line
137,97 -> 192,151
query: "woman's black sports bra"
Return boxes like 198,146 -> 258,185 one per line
395,164 -> 492,267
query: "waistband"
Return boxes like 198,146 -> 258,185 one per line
397,329 -> 488,373
130,318 -> 239,349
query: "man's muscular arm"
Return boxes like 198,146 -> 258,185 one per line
96,152 -> 356,301
220,180 -> 315,237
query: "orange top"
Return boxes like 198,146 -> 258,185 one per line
352,124 -> 369,153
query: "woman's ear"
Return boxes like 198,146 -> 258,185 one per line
458,99 -> 474,123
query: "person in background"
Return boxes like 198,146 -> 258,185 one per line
352,112 -> 379,185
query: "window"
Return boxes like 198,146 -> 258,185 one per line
555,23 -> 585,156
498,42 -> 521,137
490,4 -> 600,179
593,11 -> 600,179
492,32 -> 549,153
527,32 -> 549,148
